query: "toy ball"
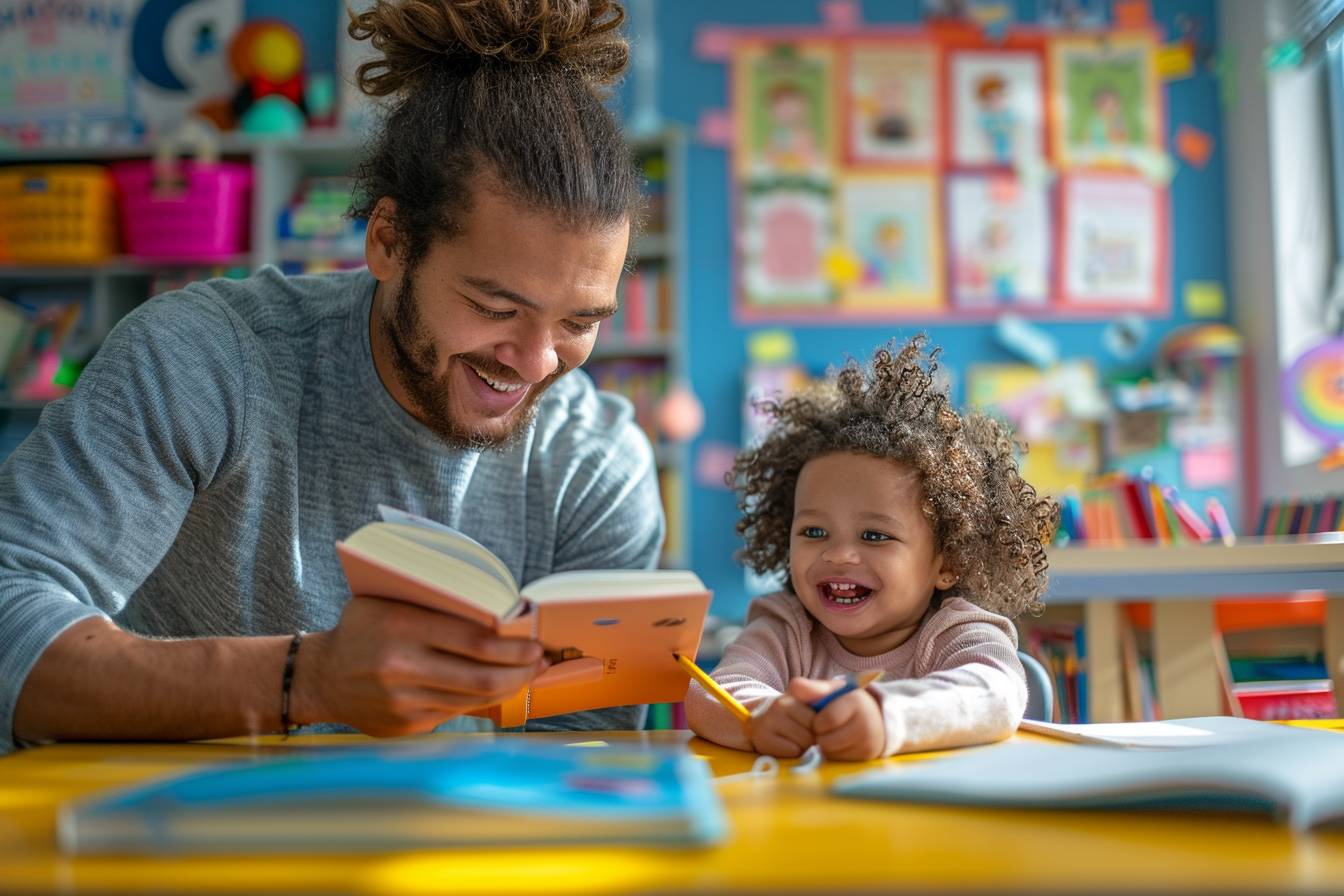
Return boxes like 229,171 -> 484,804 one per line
656,385 -> 705,443
240,95 -> 306,136
230,20 -> 304,82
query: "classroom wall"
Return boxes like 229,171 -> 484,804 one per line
650,0 -> 1231,620
143,0 -> 1234,619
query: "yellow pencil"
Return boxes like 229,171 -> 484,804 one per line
674,653 -> 751,723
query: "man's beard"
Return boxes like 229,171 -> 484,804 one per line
381,274 -> 567,451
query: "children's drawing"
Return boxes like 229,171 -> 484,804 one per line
1051,37 -> 1159,167
736,42 -> 834,178
948,175 -> 1050,308
1060,175 -> 1163,308
740,183 -> 835,308
950,51 -> 1044,167
846,47 -> 937,165
838,175 -> 942,311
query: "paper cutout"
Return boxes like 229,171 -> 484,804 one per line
694,26 -> 735,62
1155,43 -> 1195,80
1131,148 -> 1176,185
1183,281 -> 1226,318
994,314 -> 1058,367
1263,39 -> 1302,71
820,0 -> 861,30
694,441 -> 739,490
1182,444 -> 1235,489
1103,314 -> 1149,359
823,246 -> 863,287
697,109 -> 734,147
1174,125 -> 1214,169
746,329 -> 798,365
1112,0 -> 1153,28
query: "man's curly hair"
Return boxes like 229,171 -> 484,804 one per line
730,336 -> 1058,618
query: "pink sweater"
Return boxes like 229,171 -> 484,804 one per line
686,592 -> 1027,757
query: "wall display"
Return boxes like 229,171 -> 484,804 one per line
947,174 -> 1050,308
948,49 -> 1045,167
1058,173 -> 1166,310
839,174 -> 942,311
845,44 -> 938,166
726,26 -> 1166,321
1050,35 -> 1162,169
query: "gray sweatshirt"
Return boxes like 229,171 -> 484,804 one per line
0,267 -> 664,752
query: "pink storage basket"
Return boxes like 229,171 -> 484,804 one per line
111,158 -> 252,262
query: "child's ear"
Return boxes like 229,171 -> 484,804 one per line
934,555 -> 958,590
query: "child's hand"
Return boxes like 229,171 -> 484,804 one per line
744,684 -> 817,758
811,685 -> 886,761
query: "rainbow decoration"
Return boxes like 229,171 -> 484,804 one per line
1281,338 -> 1344,445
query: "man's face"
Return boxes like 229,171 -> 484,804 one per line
367,185 -> 629,449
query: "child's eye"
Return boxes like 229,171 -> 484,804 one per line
798,525 -> 826,539
861,530 -> 892,542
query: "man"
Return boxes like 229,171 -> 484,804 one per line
1,0 -> 660,751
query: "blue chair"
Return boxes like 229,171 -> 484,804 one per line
1018,650 -> 1054,722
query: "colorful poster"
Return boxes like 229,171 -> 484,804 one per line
845,46 -> 938,165
1051,36 -> 1161,168
740,183 -> 834,307
1059,174 -> 1164,309
0,1 -> 139,132
966,362 -> 1104,496
1280,339 -> 1344,447
735,42 -> 835,179
838,174 -> 942,311
949,50 -> 1045,167
948,175 -> 1051,308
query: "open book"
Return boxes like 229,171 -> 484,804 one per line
834,717 -> 1344,831
59,740 -> 726,854
336,507 -> 711,727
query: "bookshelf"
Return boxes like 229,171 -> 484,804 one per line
1044,538 -> 1344,724
0,128 -> 692,568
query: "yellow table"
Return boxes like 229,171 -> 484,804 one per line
3,727 -> 1344,895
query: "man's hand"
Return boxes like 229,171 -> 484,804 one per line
744,678 -> 820,758
294,594 -> 548,737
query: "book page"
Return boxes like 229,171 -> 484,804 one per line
521,569 -> 706,603
343,525 -> 520,618
376,506 -> 518,593
837,723 -> 1344,830
1019,717 -> 1296,748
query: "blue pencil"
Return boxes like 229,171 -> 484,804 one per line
809,670 -> 883,712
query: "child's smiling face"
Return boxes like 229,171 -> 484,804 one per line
788,452 -> 956,656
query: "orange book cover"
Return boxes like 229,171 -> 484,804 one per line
336,514 -> 711,728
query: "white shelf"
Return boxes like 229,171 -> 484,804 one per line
590,335 -> 675,359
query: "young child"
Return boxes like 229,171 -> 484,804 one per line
687,337 -> 1058,760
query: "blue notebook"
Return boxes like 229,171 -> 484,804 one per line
59,740 -> 726,854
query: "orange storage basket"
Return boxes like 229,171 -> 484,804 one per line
0,165 -> 118,263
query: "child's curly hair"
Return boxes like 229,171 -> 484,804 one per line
731,336 -> 1058,618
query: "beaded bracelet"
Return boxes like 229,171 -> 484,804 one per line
280,631 -> 305,738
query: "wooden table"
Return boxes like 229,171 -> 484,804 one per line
1047,536 -> 1344,722
3,728 -> 1344,894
